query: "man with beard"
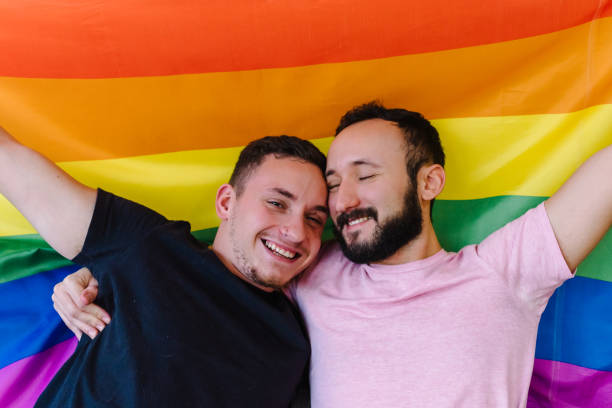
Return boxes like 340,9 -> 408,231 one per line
54,102 -> 612,407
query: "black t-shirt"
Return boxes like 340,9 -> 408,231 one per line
36,190 -> 310,407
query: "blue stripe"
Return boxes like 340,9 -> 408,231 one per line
535,275 -> 612,371
0,265 -> 78,368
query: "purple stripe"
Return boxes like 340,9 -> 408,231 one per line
528,358 -> 612,407
0,337 -> 77,408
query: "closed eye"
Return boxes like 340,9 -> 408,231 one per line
359,174 -> 376,181
306,215 -> 325,226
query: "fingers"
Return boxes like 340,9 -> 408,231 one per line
52,282 -> 101,339
80,286 -> 98,305
70,267 -> 98,306
52,283 -> 91,339
51,267 -> 111,340
53,298 -> 82,340
68,268 -> 110,324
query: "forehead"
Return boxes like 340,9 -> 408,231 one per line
245,155 -> 327,204
327,119 -> 407,172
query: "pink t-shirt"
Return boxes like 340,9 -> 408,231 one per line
291,203 -> 573,407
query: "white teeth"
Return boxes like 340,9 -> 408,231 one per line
348,217 -> 370,226
264,240 -> 296,259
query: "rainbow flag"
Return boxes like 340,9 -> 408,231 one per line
1,1 -> 611,406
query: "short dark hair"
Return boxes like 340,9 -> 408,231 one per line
336,101 -> 445,217
229,135 -> 327,196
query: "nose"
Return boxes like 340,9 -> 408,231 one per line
333,180 -> 360,215
281,213 -> 306,244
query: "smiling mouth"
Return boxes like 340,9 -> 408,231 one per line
263,239 -> 300,260
336,208 -> 377,231
347,216 -> 372,227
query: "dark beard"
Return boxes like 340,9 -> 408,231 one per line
332,187 -> 423,264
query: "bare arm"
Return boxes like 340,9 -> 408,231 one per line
545,145 -> 612,271
0,127 -> 96,259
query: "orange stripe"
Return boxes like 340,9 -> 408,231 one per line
2,17 -> 611,161
0,1 -> 610,78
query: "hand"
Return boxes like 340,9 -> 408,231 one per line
52,267 -> 111,339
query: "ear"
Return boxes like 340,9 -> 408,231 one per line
215,184 -> 236,221
417,164 -> 445,201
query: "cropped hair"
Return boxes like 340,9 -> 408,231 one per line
336,101 -> 445,217
229,135 -> 326,196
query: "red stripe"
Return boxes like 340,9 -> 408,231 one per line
1,0 -> 611,78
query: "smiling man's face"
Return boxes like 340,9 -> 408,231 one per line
325,119 -> 424,264
228,155 -> 328,290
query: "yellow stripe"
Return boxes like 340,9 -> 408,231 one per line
1,17 -> 611,162
2,106 -> 610,237
438,104 -> 612,199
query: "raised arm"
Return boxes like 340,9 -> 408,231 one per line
544,145 -> 612,271
0,127 -> 96,259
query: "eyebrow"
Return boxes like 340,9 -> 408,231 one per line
325,159 -> 381,177
270,187 -> 296,200
269,188 -> 329,215
312,205 -> 329,215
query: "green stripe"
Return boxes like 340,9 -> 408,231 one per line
0,234 -> 73,283
2,197 -> 611,283
433,196 -> 547,249
433,196 -> 612,282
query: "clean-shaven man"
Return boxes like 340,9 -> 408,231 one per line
0,130 -> 328,407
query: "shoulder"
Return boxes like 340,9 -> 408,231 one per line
311,241 -> 350,271
75,190 -> 188,263
473,202 -> 571,280
295,241 -> 360,287
96,189 -> 168,223
476,203 -> 551,253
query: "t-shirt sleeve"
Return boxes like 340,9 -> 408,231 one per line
72,189 -> 168,267
475,202 -> 573,313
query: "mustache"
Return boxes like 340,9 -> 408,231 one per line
335,208 -> 378,230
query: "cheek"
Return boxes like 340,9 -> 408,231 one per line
329,212 -> 340,227
252,207 -> 279,226
310,234 -> 322,252
327,195 -> 339,218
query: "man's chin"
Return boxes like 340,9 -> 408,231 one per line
254,270 -> 295,290
341,228 -> 373,245
344,234 -> 374,249
337,241 -> 377,264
